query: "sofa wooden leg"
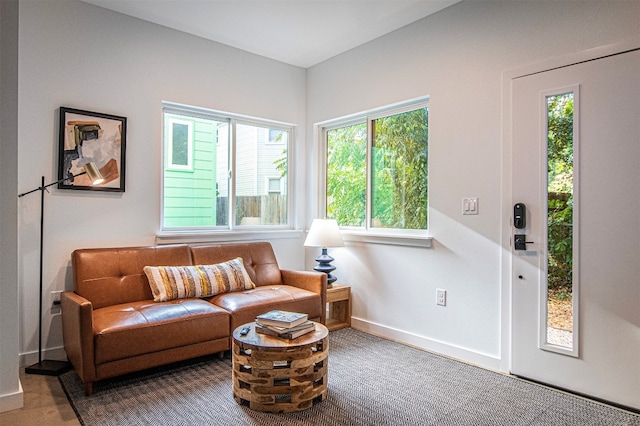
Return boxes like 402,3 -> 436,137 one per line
84,381 -> 93,396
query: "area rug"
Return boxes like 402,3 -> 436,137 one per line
59,328 -> 639,425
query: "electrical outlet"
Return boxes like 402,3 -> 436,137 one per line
436,289 -> 446,306
51,290 -> 63,306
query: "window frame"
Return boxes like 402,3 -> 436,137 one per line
317,97 -> 432,247
160,102 -> 295,238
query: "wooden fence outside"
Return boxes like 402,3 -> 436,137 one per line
216,195 -> 287,226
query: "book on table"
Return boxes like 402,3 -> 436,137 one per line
257,320 -> 315,334
255,321 -> 315,339
255,310 -> 308,328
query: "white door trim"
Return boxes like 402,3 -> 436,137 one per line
499,36 -> 640,373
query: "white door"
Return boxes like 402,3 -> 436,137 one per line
511,49 -> 640,410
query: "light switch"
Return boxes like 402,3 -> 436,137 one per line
462,197 -> 479,215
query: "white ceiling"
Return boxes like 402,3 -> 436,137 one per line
81,0 -> 460,68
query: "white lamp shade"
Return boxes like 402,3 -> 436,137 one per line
304,219 -> 344,248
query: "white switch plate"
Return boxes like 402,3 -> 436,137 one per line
462,197 -> 479,215
436,289 -> 446,306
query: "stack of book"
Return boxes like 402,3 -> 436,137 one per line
255,310 -> 315,339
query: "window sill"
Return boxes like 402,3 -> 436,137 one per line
155,229 -> 431,248
155,229 -> 303,245
340,231 -> 433,248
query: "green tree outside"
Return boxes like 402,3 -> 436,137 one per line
327,123 -> 367,226
547,93 -> 574,299
326,107 -> 428,229
372,108 -> 428,229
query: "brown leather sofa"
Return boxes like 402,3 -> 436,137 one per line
61,242 -> 326,396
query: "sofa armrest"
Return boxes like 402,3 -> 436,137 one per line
61,291 -> 96,384
280,269 -> 327,324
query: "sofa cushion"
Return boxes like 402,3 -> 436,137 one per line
93,299 -> 229,364
209,285 -> 323,332
144,258 -> 255,302
72,244 -> 193,309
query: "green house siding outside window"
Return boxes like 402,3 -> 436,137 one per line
163,114 -> 219,227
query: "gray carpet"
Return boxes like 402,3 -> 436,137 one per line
59,328 -> 639,425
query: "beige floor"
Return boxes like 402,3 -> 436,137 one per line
0,369 -> 80,426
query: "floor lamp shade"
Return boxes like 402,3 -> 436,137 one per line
304,219 -> 344,286
83,161 -> 105,185
18,162 -> 103,375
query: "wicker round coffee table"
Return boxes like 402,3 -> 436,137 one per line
232,321 -> 329,413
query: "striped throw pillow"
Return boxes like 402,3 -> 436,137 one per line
143,257 -> 256,302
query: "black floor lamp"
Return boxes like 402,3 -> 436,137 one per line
18,162 -> 104,375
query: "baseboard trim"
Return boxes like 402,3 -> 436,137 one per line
0,381 -> 23,413
19,346 -> 67,368
350,317 -> 502,372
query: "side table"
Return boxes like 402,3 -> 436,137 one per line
326,284 -> 351,331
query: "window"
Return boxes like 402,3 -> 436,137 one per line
326,122 -> 366,226
267,128 -> 284,144
545,90 -> 577,353
322,99 -> 429,233
167,118 -> 193,170
162,102 -> 291,230
266,177 -> 284,194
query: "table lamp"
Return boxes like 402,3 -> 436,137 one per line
304,219 -> 344,286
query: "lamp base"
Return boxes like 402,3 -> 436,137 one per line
312,267 -> 337,286
314,248 -> 338,286
25,359 -> 72,376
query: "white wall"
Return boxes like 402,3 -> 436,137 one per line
16,0 -> 307,365
306,0 -> 639,370
0,0 -> 23,414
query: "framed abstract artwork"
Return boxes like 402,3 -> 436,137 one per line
57,107 -> 127,192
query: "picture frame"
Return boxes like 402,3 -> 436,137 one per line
57,107 -> 127,192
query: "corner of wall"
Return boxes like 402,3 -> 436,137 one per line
0,0 -> 23,413
0,383 -> 24,414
